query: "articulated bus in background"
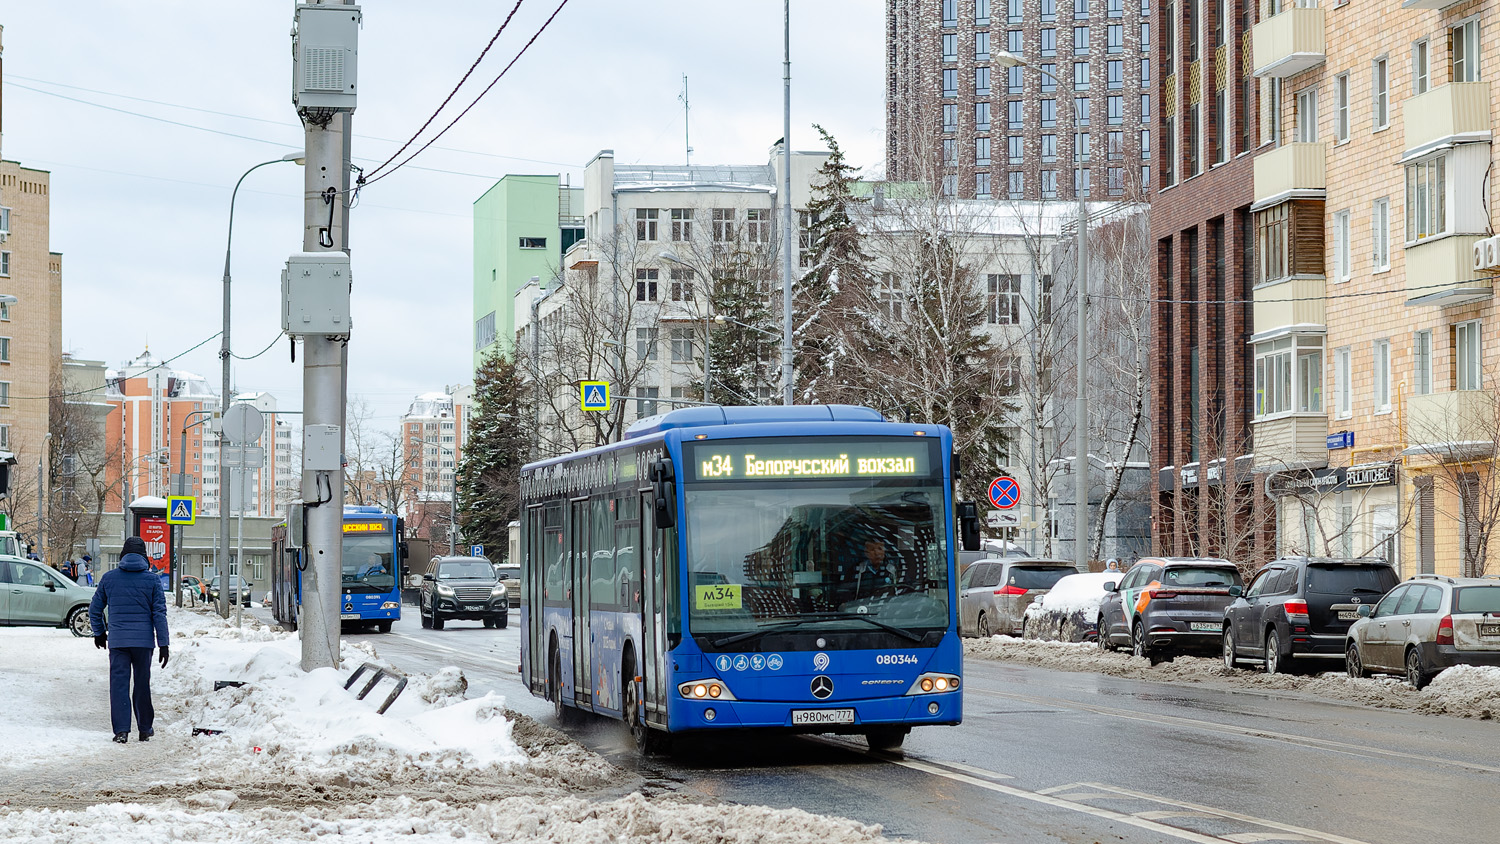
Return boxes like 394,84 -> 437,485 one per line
271,505 -> 406,633
520,405 -> 981,753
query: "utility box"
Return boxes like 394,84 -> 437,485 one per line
303,425 -> 342,472
282,251 -> 352,336
293,4 -> 361,114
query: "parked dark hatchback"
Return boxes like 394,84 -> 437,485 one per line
1223,557 -> 1399,674
1098,558 -> 1242,663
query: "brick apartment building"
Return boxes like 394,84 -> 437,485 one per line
401,389 -> 467,548
887,0 -> 1151,200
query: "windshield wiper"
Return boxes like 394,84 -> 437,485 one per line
712,612 -> 923,648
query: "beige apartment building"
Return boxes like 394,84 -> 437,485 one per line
1250,0 -> 1500,576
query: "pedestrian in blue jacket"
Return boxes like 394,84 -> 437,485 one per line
89,536 -> 170,744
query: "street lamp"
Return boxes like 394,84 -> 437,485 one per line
38,431 -> 51,562
218,152 -> 304,602
994,50 -> 1091,572
657,250 -> 715,405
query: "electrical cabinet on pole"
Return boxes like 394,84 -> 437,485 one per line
290,0 -> 359,671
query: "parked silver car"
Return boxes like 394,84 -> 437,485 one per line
1345,574 -> 1500,688
959,559 -> 1076,637
0,556 -> 95,637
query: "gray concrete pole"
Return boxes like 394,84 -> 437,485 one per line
780,0 -> 795,406
1075,196 -> 1089,572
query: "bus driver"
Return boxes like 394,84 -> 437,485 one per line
838,539 -> 895,603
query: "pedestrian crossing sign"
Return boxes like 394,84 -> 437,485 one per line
167,496 -> 196,525
580,381 -> 611,412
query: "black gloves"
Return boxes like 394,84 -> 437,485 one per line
158,647 -> 170,668
94,635 -> 107,650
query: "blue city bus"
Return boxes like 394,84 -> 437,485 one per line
520,405 -> 980,752
270,505 -> 406,633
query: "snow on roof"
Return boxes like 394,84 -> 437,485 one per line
1026,571 -> 1118,618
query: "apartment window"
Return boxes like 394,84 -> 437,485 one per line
1186,103 -> 1201,175
1041,170 -> 1059,198
944,138 -> 958,165
1141,128 -> 1151,159
1456,321 -> 1482,390
1413,330 -> 1433,395
669,268 -> 694,301
1360,200 -> 1387,276
518,237 -> 546,250
1107,95 -> 1123,125
943,174 -> 959,197
974,102 -> 990,131
1008,171 -> 1024,198
1008,66 -> 1024,93
1075,167 -> 1092,197
942,104 -> 959,134
1213,88 -> 1227,164
942,33 -> 958,63
0,338 -> 10,363
1042,0 -> 1057,21
712,208 -> 736,241
976,137 -> 992,166
0,302 -> 9,321
638,387 -> 659,419
1373,339 -> 1392,412
1142,162 -> 1151,188
746,208 -> 771,242
877,273 -> 905,320
942,68 -> 958,98
0,207 -> 8,235
976,31 -> 991,61
1140,22 -> 1150,51
1299,341 -> 1324,413
1074,27 -> 1090,54
1256,203 -> 1289,285
1041,28 -> 1056,57
1105,60 -> 1122,90
0,381 -> 10,408
1266,78 -> 1283,146
1076,97 -> 1090,125
637,326 -> 658,360
670,208 -> 693,241
1452,19 -> 1480,83
1333,210 -> 1351,282
1008,135 -> 1024,164
1108,0 -> 1122,15
1041,98 -> 1057,127
0,425 -> 8,449
1076,0 -> 1090,18
1008,0 -> 1023,22
1372,57 -> 1389,129
635,268 -> 659,301
1042,134 -> 1058,162
474,312 -> 496,351
1334,347 -> 1352,416
1295,86 -> 1318,143
942,0 -> 958,26
1008,30 -> 1023,54
1107,24 -> 1123,53
1254,337 -> 1323,416
976,66 -> 992,96
1405,155 -> 1446,242
1040,64 -> 1057,92
798,210 -> 815,268
987,274 -> 1021,324
976,172 -> 993,198
1334,74 -> 1349,142
635,208 -> 659,241
1108,130 -> 1123,159
1107,166 -> 1124,196
1008,100 -> 1024,127
0,252 -> 8,278
1141,93 -> 1150,119
976,0 -> 991,25
1413,39 -> 1430,94
1076,132 -> 1092,162
670,328 -> 695,363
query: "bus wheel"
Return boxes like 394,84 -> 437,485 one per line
549,642 -> 576,725
377,621 -> 392,633
623,663 -> 668,755
865,726 -> 909,752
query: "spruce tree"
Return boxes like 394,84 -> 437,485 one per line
456,349 -> 527,561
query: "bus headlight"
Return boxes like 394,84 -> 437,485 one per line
907,673 -> 961,695
380,602 -> 399,610
678,680 -> 736,701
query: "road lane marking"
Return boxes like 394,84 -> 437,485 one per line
1081,782 -> 1368,844
969,686 -> 1500,776
932,760 -> 1015,780
1223,835 -> 1312,843
385,632 -> 517,669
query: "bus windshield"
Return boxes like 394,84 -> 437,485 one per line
684,482 -> 950,639
342,534 -> 396,594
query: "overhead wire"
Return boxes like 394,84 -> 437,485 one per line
1090,277 -> 1497,305
12,332 -> 223,401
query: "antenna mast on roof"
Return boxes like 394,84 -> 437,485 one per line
679,73 -> 692,166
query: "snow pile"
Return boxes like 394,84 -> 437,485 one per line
966,635 -> 1500,720
1,792 -> 900,844
1024,572 -> 1114,617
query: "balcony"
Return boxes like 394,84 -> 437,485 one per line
1402,0 -> 1466,9
1405,391 -> 1497,459
1253,414 -> 1329,470
1405,235 -> 1493,306
1254,275 -> 1325,334
1251,8 -> 1325,78
1404,82 -> 1492,156
1252,142 -> 1326,208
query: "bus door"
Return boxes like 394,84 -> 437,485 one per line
639,491 -> 667,726
569,497 -> 592,710
523,505 -> 546,694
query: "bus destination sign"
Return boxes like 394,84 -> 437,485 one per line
687,440 -> 933,482
343,521 -> 391,535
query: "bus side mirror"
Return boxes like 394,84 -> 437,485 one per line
956,501 -> 981,552
648,458 -> 676,530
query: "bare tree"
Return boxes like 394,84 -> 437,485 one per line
1404,382 -> 1500,577
46,369 -> 118,564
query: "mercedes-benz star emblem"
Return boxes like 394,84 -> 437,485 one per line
810,675 -> 834,700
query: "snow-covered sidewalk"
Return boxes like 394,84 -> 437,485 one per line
966,635 -> 1500,719
0,608 -> 906,843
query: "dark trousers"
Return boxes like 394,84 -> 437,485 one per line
108,647 -> 155,736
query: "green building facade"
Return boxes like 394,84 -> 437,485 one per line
472,175 -> 582,367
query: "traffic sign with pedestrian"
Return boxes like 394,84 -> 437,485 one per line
580,381 -> 610,412
167,495 -> 197,525
988,476 -> 1020,510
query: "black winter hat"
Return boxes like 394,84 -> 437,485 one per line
122,536 -> 148,557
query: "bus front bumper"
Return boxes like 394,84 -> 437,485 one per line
667,692 -> 962,732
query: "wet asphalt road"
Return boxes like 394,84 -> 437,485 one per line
273,608 -> 1500,844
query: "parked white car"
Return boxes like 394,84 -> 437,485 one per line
1022,571 -> 1116,642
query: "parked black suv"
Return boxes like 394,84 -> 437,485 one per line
1222,557 -> 1398,673
420,556 -> 509,630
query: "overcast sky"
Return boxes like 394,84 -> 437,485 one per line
0,1 -> 884,430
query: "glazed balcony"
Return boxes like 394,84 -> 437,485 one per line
1251,8 -> 1325,79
